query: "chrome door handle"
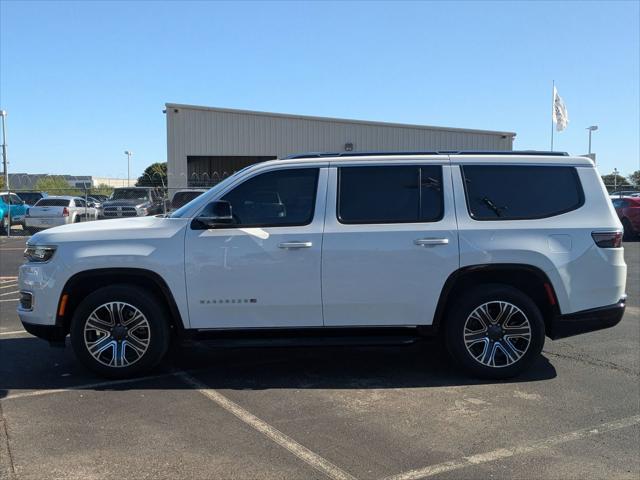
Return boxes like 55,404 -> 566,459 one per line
414,238 -> 449,247
278,241 -> 313,249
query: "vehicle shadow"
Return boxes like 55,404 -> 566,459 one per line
0,336 -> 557,399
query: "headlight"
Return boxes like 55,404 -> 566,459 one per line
24,245 -> 57,263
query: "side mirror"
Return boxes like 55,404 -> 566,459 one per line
195,201 -> 233,228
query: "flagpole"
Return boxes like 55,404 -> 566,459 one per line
550,80 -> 555,151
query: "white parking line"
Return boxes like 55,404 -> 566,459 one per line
0,291 -> 19,297
383,414 -> 640,480
2,371 -> 182,401
0,330 -> 27,336
0,277 -> 18,281
177,371 -> 357,480
0,284 -> 17,290
0,298 -> 19,303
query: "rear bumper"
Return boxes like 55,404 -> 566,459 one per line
548,298 -> 626,340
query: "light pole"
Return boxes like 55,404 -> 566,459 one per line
613,168 -> 619,192
124,150 -> 132,186
586,125 -> 598,155
0,110 -> 8,190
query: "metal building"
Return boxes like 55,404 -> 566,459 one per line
165,103 -> 516,190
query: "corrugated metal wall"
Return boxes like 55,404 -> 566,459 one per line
166,104 -> 515,189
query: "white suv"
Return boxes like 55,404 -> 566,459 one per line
17,152 -> 627,379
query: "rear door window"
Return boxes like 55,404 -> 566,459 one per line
461,165 -> 584,220
337,165 -> 444,224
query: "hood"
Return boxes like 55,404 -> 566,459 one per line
29,215 -> 187,245
102,199 -> 150,207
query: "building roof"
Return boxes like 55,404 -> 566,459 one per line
165,103 -> 517,138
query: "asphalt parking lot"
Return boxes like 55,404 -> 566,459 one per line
1,236 -> 638,480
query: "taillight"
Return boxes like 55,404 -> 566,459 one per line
62,207 -> 69,217
591,231 -> 622,248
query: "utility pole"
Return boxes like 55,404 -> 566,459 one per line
124,150 -> 132,186
0,110 -> 8,189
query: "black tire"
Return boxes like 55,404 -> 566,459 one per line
622,218 -> 636,241
0,216 -> 8,235
445,284 -> 545,379
70,285 -> 171,378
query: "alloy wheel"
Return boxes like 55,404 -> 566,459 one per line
463,301 -> 532,368
83,301 -> 151,367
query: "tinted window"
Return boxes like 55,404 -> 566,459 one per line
461,165 -> 584,220
172,191 -> 205,209
338,166 -> 443,224
221,168 -> 318,227
74,198 -> 86,208
35,199 -> 70,207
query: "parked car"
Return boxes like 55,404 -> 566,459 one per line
0,192 -> 28,234
87,196 -> 104,217
612,196 -> 640,240
170,189 -> 207,211
16,191 -> 48,206
609,190 -> 640,199
24,196 -> 98,233
18,151 -> 626,379
101,187 -> 166,218
89,194 -> 110,203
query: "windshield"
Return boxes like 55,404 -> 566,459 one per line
169,166 -> 253,218
110,189 -> 150,201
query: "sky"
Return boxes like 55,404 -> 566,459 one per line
0,0 -> 639,179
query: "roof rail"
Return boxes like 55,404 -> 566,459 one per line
284,150 -> 569,159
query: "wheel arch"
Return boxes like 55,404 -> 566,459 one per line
57,268 -> 185,336
432,264 -> 561,335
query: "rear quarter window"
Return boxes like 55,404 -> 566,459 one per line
461,165 -> 584,220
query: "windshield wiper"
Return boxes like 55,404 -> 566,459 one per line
482,197 -> 505,217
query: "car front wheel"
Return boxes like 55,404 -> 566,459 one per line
445,284 -> 545,379
70,285 -> 170,378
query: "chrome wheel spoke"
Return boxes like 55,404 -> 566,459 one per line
503,326 -> 530,336
480,342 -> 497,366
464,329 -> 487,344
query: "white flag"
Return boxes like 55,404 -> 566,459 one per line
552,86 -> 569,132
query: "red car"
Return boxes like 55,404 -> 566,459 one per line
612,196 -> 640,240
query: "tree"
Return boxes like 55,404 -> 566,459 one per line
136,162 -> 167,187
601,173 -> 631,192
629,170 -> 640,187
34,176 -> 79,196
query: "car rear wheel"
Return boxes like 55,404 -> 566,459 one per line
0,216 -> 8,234
70,285 -> 170,378
445,284 -> 545,379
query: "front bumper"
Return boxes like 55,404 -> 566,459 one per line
548,298 -> 626,340
21,321 -> 67,343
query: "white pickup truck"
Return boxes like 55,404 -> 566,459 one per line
24,196 -> 98,233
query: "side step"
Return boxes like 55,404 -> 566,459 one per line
185,326 -> 432,348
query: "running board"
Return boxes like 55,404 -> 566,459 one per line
185,326 -> 431,348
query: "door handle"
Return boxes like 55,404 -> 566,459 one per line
414,238 -> 449,247
278,241 -> 313,249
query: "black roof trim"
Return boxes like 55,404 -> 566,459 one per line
284,150 -> 569,159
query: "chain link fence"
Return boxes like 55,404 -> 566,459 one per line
2,174 -> 639,237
